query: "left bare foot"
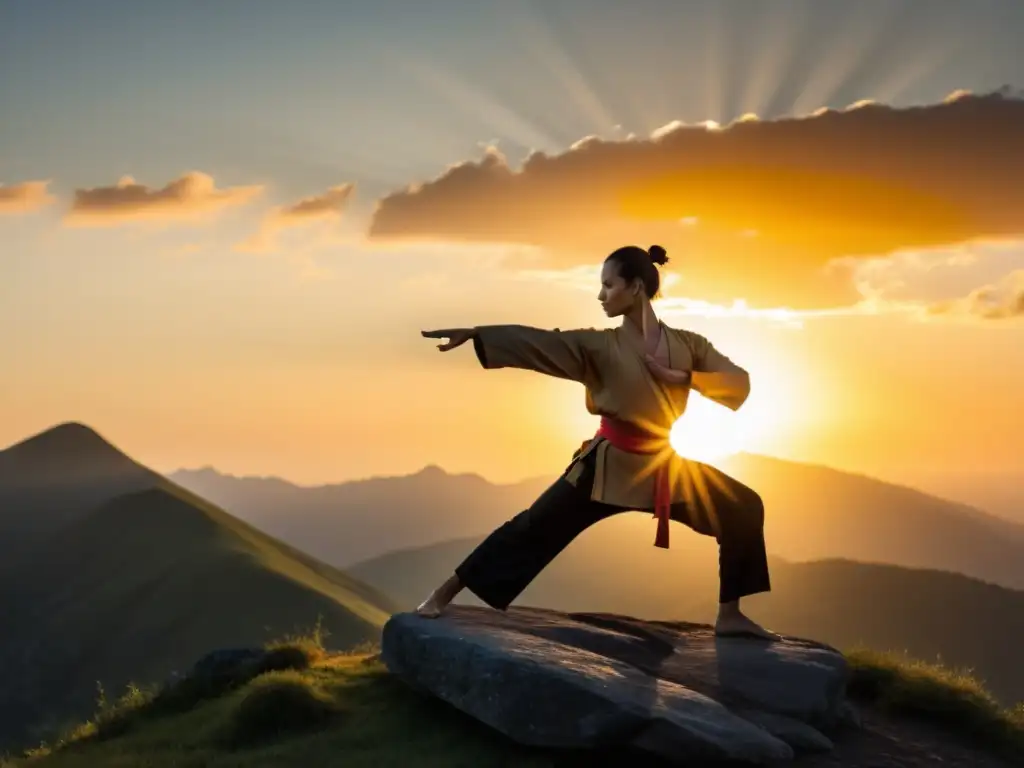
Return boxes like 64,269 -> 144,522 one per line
412,574 -> 463,619
715,612 -> 781,641
414,594 -> 447,618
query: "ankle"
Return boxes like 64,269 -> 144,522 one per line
434,584 -> 460,604
717,601 -> 741,618
441,575 -> 463,600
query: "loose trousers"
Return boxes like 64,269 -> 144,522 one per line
455,449 -> 771,609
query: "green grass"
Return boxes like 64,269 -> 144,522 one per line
845,647 -> 1024,760
4,638 -> 1022,768
0,628 -> 580,768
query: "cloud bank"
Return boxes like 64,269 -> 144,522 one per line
367,89 -> 1024,309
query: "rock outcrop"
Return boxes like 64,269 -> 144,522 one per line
382,606 -> 851,765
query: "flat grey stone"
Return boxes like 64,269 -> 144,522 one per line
735,709 -> 835,752
382,606 -> 851,764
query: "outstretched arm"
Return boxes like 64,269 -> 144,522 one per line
423,325 -> 601,384
688,333 -> 750,411
475,325 -> 603,383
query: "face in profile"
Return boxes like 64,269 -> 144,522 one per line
598,259 -> 640,318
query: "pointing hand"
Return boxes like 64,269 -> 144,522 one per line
422,328 -> 475,352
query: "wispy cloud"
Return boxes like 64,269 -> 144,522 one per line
65,171 -> 263,226
238,184 -> 354,253
927,270 -> 1024,321
835,238 -> 1024,321
0,180 -> 56,214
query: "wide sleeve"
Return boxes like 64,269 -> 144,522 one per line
687,333 -> 751,411
472,325 -> 603,384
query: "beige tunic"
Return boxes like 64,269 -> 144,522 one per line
473,322 -> 750,511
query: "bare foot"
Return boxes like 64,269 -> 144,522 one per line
413,574 -> 463,619
414,590 -> 454,618
715,612 -> 781,641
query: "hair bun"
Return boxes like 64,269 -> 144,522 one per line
647,244 -> 669,266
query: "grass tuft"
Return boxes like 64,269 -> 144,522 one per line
40,625 -> 332,753
219,670 -> 343,749
846,647 -> 1024,759
261,614 -> 330,668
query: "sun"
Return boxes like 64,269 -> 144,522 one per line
669,392 -> 747,464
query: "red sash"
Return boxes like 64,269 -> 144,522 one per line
594,416 -> 671,549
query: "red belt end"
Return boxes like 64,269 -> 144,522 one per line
654,518 -> 670,549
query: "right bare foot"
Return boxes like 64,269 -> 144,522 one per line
715,612 -> 781,641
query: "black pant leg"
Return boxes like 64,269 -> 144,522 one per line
455,455 -> 621,610
668,460 -> 771,604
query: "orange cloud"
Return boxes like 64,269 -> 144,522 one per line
368,89 -> 1024,309
66,171 -> 262,226
0,180 -> 55,214
239,184 -> 354,253
927,270 -> 1024,320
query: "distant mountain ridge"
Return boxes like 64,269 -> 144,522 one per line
170,452 -> 1024,590
169,463 -> 553,567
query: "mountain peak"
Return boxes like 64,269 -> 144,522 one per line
6,421 -> 116,453
415,464 -> 448,477
0,421 -> 141,481
43,421 -> 104,441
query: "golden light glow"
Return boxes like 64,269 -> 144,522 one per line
669,392 -> 747,464
617,165 -> 978,255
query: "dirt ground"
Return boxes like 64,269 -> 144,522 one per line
792,705 -> 1015,768
551,704 -> 1017,767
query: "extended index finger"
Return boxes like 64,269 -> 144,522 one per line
421,329 -> 454,338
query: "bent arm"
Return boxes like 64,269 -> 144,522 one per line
472,325 -> 601,383
688,333 -> 750,410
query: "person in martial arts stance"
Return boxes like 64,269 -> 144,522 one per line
418,244 -> 777,640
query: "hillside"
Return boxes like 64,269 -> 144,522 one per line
909,469 -> 1024,526
171,454 -> 1024,590
348,521 -> 1024,707
0,424 -> 400,753
4,638 -> 1020,768
719,453 -> 1024,586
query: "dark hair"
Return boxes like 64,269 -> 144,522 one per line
605,244 -> 669,299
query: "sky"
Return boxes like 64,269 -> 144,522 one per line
3,0 -> 1024,505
